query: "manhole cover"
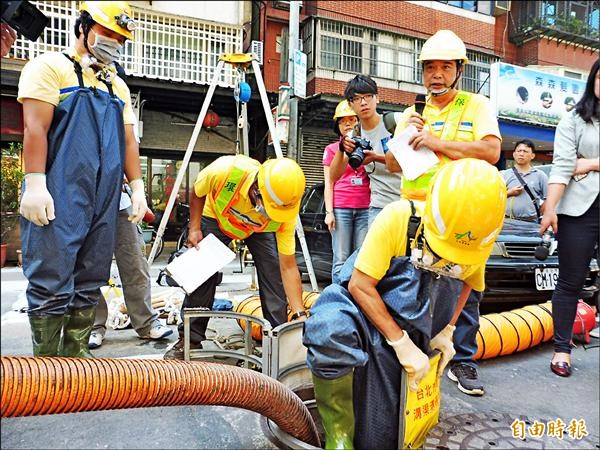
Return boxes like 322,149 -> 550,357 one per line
425,412 -> 599,449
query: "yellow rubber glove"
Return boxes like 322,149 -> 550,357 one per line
19,174 -> 55,226
387,332 -> 430,392
429,324 -> 456,378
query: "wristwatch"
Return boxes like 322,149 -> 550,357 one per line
290,310 -> 307,320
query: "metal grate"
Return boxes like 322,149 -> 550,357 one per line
504,243 -> 537,258
300,128 -> 337,187
7,1 -> 242,88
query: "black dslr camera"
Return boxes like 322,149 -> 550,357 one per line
348,137 -> 372,170
1,1 -> 49,42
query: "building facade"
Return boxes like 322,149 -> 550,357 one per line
259,0 -> 598,183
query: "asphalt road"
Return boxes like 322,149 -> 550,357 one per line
1,251 -> 598,449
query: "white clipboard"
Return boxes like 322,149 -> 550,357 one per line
387,125 -> 439,180
165,233 -> 236,294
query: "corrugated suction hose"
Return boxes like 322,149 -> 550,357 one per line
475,301 -> 554,360
1,357 -> 320,447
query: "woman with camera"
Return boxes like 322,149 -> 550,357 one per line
540,58 -> 600,378
322,100 -> 370,284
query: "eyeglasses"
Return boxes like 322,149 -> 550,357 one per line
350,94 -> 374,105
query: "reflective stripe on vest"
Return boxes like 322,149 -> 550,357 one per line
401,92 -> 471,201
212,165 -> 282,240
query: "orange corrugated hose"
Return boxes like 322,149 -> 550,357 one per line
475,301 -> 554,360
0,357 -> 320,447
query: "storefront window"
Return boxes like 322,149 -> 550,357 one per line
141,156 -> 206,241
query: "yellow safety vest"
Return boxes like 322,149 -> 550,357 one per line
212,165 -> 282,240
401,92 -> 471,201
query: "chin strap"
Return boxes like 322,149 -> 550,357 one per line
429,61 -> 463,97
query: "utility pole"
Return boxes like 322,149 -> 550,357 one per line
287,1 -> 300,161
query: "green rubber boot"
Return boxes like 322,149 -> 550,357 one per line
28,315 -> 64,356
313,371 -> 355,450
61,307 -> 96,357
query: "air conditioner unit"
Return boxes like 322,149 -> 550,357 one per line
272,1 -> 302,11
493,0 -> 510,16
251,40 -> 264,66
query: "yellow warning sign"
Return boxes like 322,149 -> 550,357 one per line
400,352 -> 441,449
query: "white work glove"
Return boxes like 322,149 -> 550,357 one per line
128,178 -> 148,224
387,332 -> 430,392
19,174 -> 55,226
429,324 -> 456,378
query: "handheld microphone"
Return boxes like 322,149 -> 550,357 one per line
415,94 -> 426,116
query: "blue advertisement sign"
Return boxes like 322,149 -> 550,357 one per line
490,62 -> 586,127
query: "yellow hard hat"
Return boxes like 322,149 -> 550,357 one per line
80,1 -> 135,40
418,30 -> 468,65
333,100 -> 357,121
258,158 -> 306,223
423,159 -> 506,265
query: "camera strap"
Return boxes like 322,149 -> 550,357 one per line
511,167 -> 541,221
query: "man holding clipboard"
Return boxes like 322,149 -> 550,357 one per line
164,155 -> 307,360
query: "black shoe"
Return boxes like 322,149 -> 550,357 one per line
163,338 -> 202,360
447,364 -> 484,396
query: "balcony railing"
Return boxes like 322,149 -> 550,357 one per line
511,0 -> 600,48
6,1 -> 243,88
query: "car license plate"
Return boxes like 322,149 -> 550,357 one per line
535,268 -> 559,291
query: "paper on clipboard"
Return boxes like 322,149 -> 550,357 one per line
165,233 -> 236,294
387,124 -> 439,180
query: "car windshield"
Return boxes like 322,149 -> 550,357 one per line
501,218 -> 542,239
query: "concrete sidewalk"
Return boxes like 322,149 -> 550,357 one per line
1,251 -> 598,449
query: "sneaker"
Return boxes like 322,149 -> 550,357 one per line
138,321 -> 174,340
447,364 -> 484,396
88,330 -> 104,349
163,337 -> 202,360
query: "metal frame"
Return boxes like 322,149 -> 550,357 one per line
146,52 -> 318,291
182,308 -> 272,371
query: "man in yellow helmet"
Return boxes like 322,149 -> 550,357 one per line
385,29 -> 502,397
17,1 -> 145,357
164,155 -> 307,359
304,159 -> 507,449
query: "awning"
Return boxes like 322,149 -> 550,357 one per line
499,120 -> 555,152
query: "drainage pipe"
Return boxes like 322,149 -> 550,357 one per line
0,357 -> 320,447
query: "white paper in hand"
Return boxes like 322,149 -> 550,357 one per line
165,233 -> 236,294
387,124 -> 439,180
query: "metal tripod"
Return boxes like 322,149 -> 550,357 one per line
146,53 -> 319,291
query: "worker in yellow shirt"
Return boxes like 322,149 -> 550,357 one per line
17,1 -> 146,358
303,159 -> 506,449
165,154 -> 307,359
385,30 -> 502,397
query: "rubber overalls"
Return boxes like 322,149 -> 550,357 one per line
21,56 -> 124,357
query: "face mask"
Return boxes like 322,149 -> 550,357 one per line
410,239 -> 468,279
89,31 -> 122,65
251,185 -> 270,219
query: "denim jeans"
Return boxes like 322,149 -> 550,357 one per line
552,196 -> 599,354
368,206 -> 383,228
331,208 -> 369,284
451,288 -> 482,369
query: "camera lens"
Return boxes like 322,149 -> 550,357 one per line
348,149 -> 364,170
